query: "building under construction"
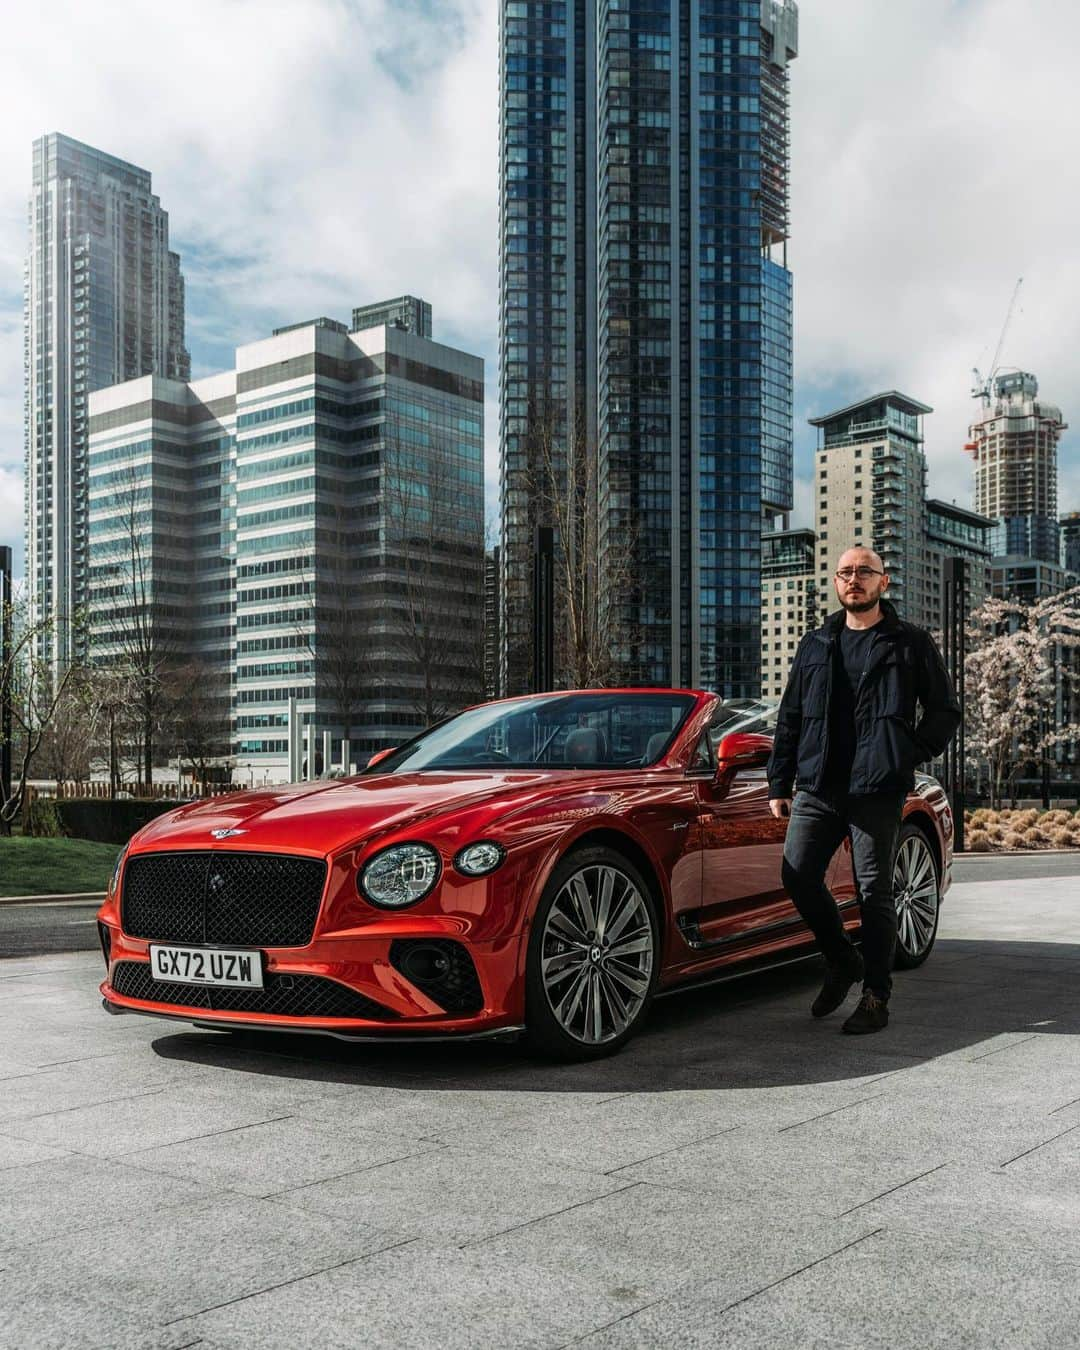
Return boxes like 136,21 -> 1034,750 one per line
964,371 -> 1066,571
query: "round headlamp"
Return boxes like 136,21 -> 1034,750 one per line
359,843 -> 441,909
453,841 -> 506,877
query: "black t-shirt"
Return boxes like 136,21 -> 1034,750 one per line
821,623 -> 881,795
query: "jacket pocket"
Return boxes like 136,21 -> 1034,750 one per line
884,715 -> 921,769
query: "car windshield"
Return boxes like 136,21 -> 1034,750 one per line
365,692 -> 698,773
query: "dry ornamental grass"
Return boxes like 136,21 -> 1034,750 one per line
961,806 -> 1080,851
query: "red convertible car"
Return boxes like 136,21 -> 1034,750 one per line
98,689 -> 952,1059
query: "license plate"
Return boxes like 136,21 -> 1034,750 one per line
149,945 -> 263,989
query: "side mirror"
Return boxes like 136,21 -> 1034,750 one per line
714,731 -> 772,787
366,747 -> 397,769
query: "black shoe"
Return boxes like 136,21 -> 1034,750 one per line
811,949 -> 865,1019
842,991 -> 890,1035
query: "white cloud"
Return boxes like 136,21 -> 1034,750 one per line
2,0 -> 1078,579
791,0 -> 1080,516
0,0 -> 498,573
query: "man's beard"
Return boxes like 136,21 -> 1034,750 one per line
842,593 -> 880,613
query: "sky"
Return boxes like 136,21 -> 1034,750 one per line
1,0 -> 1078,579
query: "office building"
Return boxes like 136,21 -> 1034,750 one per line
483,547 -> 500,701
88,310 -> 484,780
25,133 -> 189,673
809,393 -> 931,628
965,371 -> 1065,566
924,498 -> 994,629
1059,510 -> 1080,578
498,0 -> 799,696
760,527 -> 817,699
352,296 -> 432,338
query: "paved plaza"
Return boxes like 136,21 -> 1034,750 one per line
0,869 -> 1078,1348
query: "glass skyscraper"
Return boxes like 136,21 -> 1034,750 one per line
25,133 -> 189,673
498,0 -> 797,696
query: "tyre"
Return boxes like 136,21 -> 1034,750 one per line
525,845 -> 660,1061
892,823 -> 940,969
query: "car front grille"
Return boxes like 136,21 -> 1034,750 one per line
121,852 -> 327,948
109,961 -> 397,1021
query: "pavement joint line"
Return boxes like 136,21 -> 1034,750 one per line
258,1142 -> 447,1200
602,1126 -> 740,1176
1047,1094 -> 1080,1117
114,1113 -> 297,1159
999,1120 -> 1080,1169
777,1092 -> 887,1133
713,1226 -> 887,1316
161,1235 -> 421,1326
458,1180 -> 645,1250
837,1162 -> 951,1217
3,1085 -> 168,1122
968,1034 -> 1039,1062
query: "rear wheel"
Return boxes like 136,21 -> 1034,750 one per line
892,824 -> 940,968
525,846 -> 660,1061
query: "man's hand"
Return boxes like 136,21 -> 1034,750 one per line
769,797 -> 792,819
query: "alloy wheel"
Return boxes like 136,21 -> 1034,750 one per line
540,864 -> 655,1045
893,833 -> 938,960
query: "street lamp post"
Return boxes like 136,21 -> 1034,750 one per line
942,556 -> 967,852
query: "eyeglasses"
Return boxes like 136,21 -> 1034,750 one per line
835,566 -> 884,581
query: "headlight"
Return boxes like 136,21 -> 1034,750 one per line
110,846 -> 128,896
359,843 -> 441,908
454,841 -> 506,877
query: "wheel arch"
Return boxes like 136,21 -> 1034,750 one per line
561,827 -> 669,951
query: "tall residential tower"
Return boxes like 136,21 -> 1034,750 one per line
498,0 -> 798,696
24,133 -> 189,671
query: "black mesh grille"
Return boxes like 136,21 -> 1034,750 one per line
389,939 -> 484,1013
110,961 -> 397,1021
121,852 -> 327,948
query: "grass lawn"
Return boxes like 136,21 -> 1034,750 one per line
0,837 -> 121,897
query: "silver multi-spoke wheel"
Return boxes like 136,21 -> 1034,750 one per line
893,830 -> 939,965
540,863 -> 655,1046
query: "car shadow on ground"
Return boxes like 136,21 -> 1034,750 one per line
150,937 -> 1080,1094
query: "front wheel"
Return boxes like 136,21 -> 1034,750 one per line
892,824 -> 940,968
525,846 -> 660,1061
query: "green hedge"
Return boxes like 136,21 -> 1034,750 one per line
29,797 -> 187,845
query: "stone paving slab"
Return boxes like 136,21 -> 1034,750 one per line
0,872 -> 1079,1347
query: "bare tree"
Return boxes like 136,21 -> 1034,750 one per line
965,584 -> 1080,807
0,590 -> 80,832
38,664 -> 97,785
94,466 -> 187,788
381,423 -> 485,726
169,662 -> 233,786
524,401 -> 640,689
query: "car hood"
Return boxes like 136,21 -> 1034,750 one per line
128,770 -> 612,857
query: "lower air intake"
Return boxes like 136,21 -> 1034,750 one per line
109,961 -> 397,1020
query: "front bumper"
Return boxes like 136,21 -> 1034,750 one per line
97,921 -> 527,1040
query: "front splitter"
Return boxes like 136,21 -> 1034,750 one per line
101,996 -> 525,1044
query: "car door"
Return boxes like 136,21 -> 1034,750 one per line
680,720 -> 795,956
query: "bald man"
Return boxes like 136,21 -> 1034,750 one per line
767,546 -> 960,1033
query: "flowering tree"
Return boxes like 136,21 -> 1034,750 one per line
965,585 -> 1080,807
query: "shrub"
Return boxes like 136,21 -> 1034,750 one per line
1051,827 -> 1075,848
31,797 -> 184,845
1002,830 -> 1026,849
1014,809 -> 1039,829
966,829 -> 991,852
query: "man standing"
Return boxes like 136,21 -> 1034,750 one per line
767,546 -> 961,1033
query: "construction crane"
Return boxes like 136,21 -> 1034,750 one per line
971,276 -> 1023,408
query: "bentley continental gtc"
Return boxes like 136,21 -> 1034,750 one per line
97,690 -> 952,1059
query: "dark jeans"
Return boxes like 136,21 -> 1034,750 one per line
780,788 -> 906,999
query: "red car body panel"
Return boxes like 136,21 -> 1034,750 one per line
97,689 -> 953,1040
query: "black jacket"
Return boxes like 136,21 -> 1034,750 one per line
766,597 -> 961,799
